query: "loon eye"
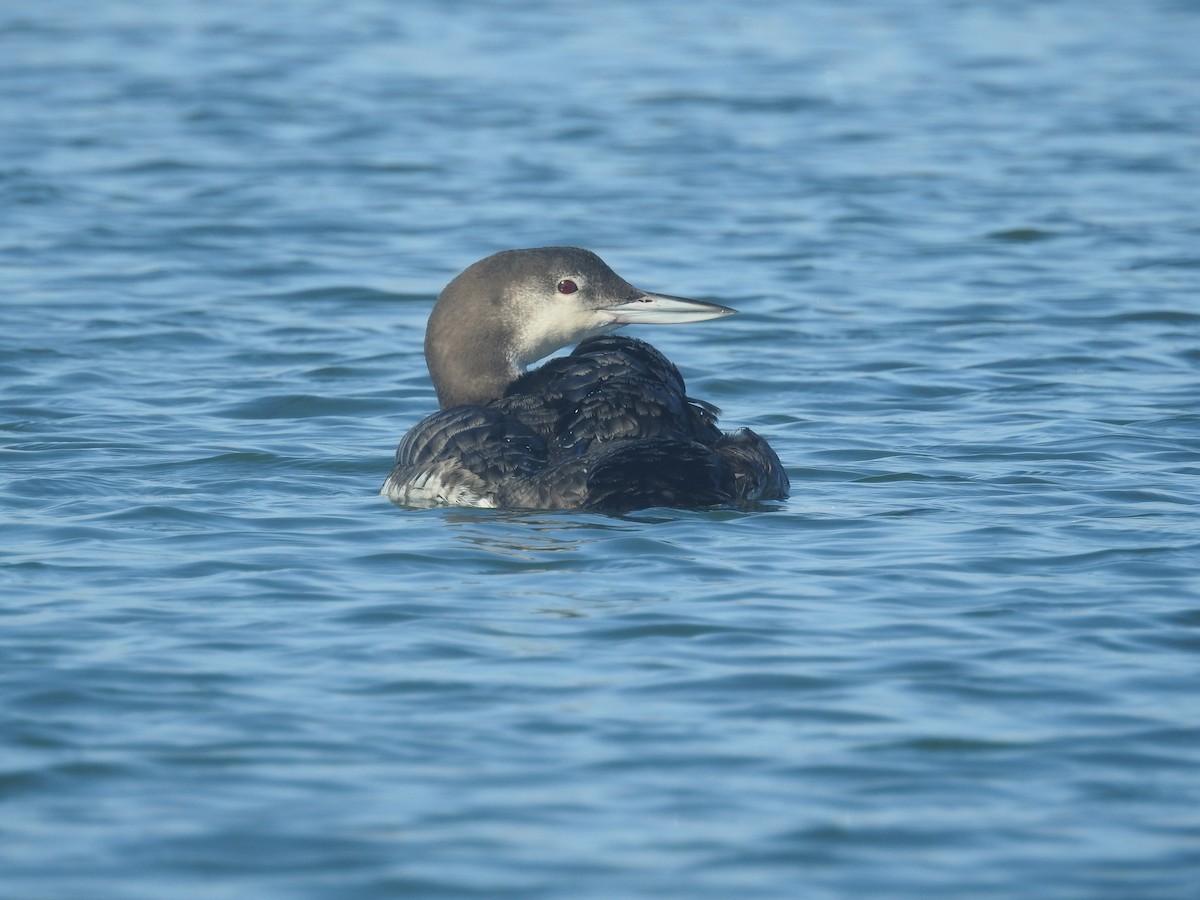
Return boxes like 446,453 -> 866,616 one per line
557,279 -> 578,295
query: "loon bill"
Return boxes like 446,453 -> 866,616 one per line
381,247 -> 788,511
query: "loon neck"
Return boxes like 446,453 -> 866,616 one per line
424,324 -> 522,408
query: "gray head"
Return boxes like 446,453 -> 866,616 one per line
424,247 -> 736,408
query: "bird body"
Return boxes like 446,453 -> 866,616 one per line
382,248 -> 788,511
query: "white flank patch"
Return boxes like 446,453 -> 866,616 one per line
381,467 -> 495,509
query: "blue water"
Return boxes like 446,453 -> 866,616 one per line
4,1 -> 1200,897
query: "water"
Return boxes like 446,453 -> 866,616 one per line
3,1 -> 1199,897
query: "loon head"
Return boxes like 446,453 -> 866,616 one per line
424,247 -> 736,408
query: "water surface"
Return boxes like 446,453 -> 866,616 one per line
3,1 -> 1199,897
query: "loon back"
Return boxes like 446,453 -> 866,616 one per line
383,334 -> 789,510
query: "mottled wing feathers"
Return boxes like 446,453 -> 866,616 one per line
394,405 -> 544,478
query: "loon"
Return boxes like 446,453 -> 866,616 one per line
381,247 -> 788,511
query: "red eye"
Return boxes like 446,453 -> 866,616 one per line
557,279 -> 578,294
